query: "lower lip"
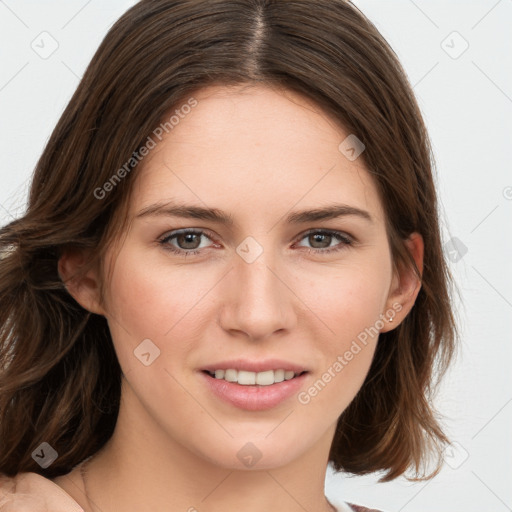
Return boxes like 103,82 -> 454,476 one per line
200,371 -> 308,411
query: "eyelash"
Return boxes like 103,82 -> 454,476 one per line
158,228 -> 354,257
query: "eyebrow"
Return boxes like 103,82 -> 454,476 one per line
135,201 -> 373,225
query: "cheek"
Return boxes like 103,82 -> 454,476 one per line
292,261 -> 389,410
102,249 -> 217,372
297,256 -> 391,339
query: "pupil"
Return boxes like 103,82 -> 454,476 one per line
310,233 -> 331,249
178,233 -> 200,249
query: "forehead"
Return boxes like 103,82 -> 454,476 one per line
130,84 -> 385,224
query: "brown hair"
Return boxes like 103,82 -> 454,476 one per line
0,0 -> 456,482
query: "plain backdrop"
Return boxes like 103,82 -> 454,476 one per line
0,1 -> 511,511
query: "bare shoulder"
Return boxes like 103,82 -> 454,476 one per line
0,471 -> 84,511
0,472 -> 16,494
0,472 -> 47,510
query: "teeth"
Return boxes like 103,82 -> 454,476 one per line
238,370 -> 256,385
256,370 -> 275,385
224,369 -> 237,382
274,369 -> 285,383
208,369 -> 301,385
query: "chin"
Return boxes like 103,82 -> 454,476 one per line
192,435 -> 306,471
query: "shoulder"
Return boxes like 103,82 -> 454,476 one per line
0,472 -> 84,511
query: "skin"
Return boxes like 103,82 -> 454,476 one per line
54,84 -> 423,512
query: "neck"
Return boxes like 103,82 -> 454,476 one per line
80,452 -> 337,512
75,381 -> 338,512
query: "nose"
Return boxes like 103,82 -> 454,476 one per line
218,249 -> 297,341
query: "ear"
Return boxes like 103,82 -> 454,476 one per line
58,247 -> 106,316
380,232 -> 424,333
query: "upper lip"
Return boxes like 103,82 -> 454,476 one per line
200,358 -> 309,374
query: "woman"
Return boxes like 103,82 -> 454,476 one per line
0,1 -> 456,511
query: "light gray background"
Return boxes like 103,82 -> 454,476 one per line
0,1 -> 511,510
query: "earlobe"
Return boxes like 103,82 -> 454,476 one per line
58,248 -> 105,315
381,232 -> 424,332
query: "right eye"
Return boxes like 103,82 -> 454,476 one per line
158,229 -> 217,256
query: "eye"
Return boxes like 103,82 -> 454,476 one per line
158,229 -> 216,256
294,229 -> 353,254
158,228 -> 354,258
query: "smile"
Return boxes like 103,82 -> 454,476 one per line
204,368 -> 306,386
200,370 -> 309,411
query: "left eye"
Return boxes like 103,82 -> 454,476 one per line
294,230 -> 353,253
158,229 -> 353,256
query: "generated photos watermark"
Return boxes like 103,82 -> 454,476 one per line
297,302 -> 402,405
94,97 -> 198,200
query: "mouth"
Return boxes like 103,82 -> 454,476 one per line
199,368 -> 310,411
201,368 -> 308,386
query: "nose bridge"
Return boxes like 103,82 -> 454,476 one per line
220,240 -> 295,339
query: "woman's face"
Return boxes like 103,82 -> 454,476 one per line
95,84 -> 411,470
